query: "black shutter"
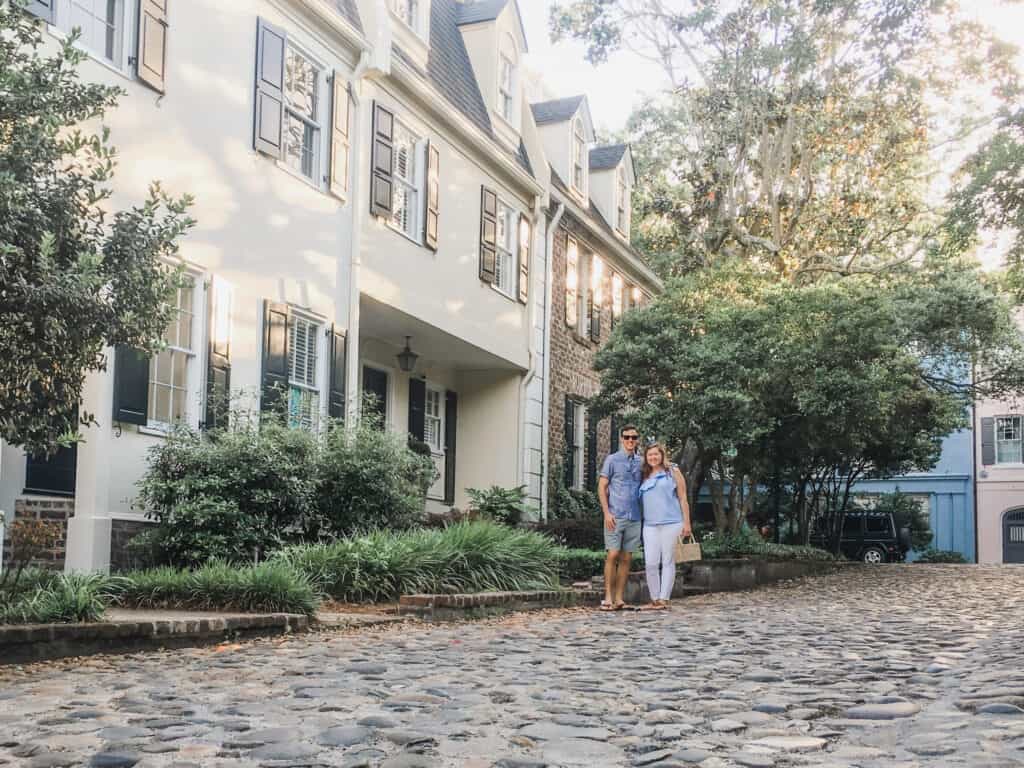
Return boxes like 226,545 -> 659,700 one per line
328,325 -> 347,421
479,186 -> 497,283
981,416 -> 995,466
261,301 -> 290,414
585,411 -> 598,491
112,346 -> 150,425
589,287 -> 601,342
137,0 -> 168,93
371,102 -> 395,217
25,444 -> 77,497
517,213 -> 531,304
23,0 -> 54,23
424,142 -> 440,250
408,378 -> 426,442
564,395 -> 575,488
205,340 -> 231,432
444,390 -> 458,505
253,18 -> 286,158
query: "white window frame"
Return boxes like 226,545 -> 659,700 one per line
996,415 -> 1024,465
144,271 -> 204,434
572,117 -> 587,195
280,41 -> 327,189
51,0 -> 134,74
565,235 -> 580,328
424,384 -> 445,455
390,0 -> 428,39
616,165 -> 630,235
572,402 -> 586,490
611,272 -> 624,321
493,199 -> 518,299
286,313 -> 324,433
497,38 -> 517,124
388,117 -> 426,244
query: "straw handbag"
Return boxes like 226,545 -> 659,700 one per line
675,534 -> 702,563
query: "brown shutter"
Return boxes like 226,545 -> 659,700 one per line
261,301 -> 290,414
517,213 -> 531,304
136,0 -> 168,93
329,73 -> 350,200
370,102 -> 395,218
253,18 -> 286,158
424,142 -> 440,250
328,325 -> 347,421
479,186 -> 497,284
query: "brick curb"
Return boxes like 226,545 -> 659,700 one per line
0,613 -> 309,666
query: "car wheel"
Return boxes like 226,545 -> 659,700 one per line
862,547 -> 885,564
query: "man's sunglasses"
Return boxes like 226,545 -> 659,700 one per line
622,435 -> 640,441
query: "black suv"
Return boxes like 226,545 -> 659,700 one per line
814,512 -> 911,563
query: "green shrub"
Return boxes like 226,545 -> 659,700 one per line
275,521 -> 561,602
0,573 -> 111,625
466,485 -> 537,526
700,528 -> 836,561
137,418 -> 319,566
315,420 -> 436,537
533,518 -> 605,549
555,549 -> 607,580
914,548 -> 967,563
111,561 -> 319,615
869,490 -> 933,550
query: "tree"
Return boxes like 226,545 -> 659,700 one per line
0,5 -> 194,457
869,490 -> 933,551
592,259 -> 1024,536
551,0 -> 1020,281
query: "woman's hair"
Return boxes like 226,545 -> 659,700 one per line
641,443 -> 668,480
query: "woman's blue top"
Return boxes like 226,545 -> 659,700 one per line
638,470 -> 684,526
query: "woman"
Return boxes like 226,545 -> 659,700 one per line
638,444 -> 691,610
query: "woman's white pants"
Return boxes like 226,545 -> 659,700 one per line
643,522 -> 683,601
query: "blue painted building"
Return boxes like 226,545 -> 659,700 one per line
851,427 -> 976,562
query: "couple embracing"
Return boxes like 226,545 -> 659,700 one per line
597,425 -> 692,611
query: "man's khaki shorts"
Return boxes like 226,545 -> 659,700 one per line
604,518 -> 641,553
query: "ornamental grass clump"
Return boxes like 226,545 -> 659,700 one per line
275,521 -> 562,603
0,572 -> 111,625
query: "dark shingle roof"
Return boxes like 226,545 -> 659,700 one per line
455,0 -> 508,25
531,95 -> 585,125
516,139 -> 534,177
590,144 -> 628,171
333,0 -> 363,32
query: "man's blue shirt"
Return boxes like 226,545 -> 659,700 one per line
600,449 -> 642,521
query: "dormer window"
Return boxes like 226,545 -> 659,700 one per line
572,118 -> 586,193
393,0 -> 422,35
498,34 -> 518,125
616,164 -> 630,234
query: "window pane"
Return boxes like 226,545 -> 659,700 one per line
866,517 -> 889,533
288,318 -> 318,388
285,49 -> 317,120
171,351 -> 187,388
171,388 -> 186,423
284,113 -> 317,179
154,384 -> 171,423
842,516 -> 861,536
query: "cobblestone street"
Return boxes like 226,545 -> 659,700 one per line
2,565 -> 1023,767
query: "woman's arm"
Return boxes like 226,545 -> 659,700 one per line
673,466 -> 692,534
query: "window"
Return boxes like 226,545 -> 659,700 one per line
391,119 -> 423,241
572,402 -> 586,489
288,316 -> 320,431
424,388 -> 443,452
499,54 -> 514,122
631,285 -> 642,309
392,0 -> 420,33
283,45 -> 322,182
494,201 -> 517,296
57,0 -> 127,66
996,416 -> 1023,464
611,272 -> 624,323
572,117 -> 586,192
565,236 -> 579,327
866,516 -> 891,534
148,279 -> 195,427
842,516 -> 861,537
590,255 -> 604,313
616,165 -> 629,233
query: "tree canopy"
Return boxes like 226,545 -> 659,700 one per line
0,6 -> 194,456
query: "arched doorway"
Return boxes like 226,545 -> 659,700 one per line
1003,509 -> 1024,563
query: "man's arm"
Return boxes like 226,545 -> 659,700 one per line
598,476 -> 615,531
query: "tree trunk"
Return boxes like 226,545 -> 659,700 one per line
709,473 -> 727,533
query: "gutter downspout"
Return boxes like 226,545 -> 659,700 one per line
539,203 -> 565,521
971,358 -> 980,564
344,50 -> 375,425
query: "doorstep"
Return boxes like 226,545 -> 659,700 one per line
398,588 -> 603,620
0,609 -> 310,666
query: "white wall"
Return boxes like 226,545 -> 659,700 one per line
590,168 -> 617,230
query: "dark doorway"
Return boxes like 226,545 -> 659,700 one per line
1004,508 -> 1024,564
362,366 -> 389,425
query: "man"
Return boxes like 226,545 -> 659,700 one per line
597,425 -> 642,610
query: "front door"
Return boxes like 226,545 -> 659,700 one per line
362,365 -> 389,426
1003,509 -> 1024,563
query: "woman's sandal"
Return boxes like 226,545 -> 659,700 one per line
599,600 -> 615,612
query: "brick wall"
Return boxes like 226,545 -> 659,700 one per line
2,497 -> 75,571
549,216 -> 616,491
109,519 -> 157,573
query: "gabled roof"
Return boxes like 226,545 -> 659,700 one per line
455,0 -> 529,52
589,144 -> 628,171
531,95 -> 586,126
333,0 -> 363,32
